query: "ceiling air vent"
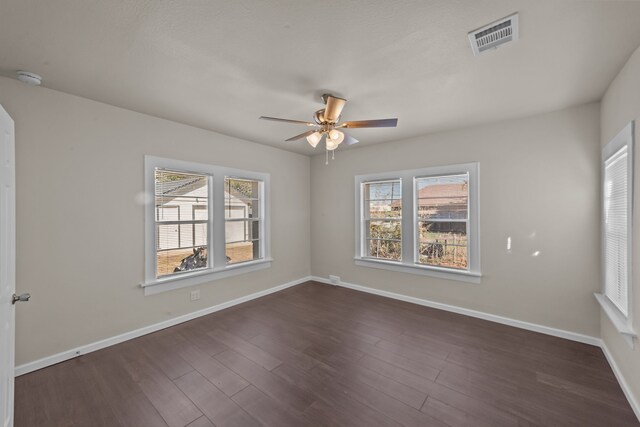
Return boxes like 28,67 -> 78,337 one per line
468,13 -> 519,56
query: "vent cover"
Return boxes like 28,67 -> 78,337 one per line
468,13 -> 519,56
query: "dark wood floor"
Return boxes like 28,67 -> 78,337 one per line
15,281 -> 639,426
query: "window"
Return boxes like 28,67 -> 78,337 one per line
225,178 -> 263,264
596,121 -> 636,348
143,156 -> 271,295
155,170 -> 210,277
416,174 -> 469,270
355,163 -> 480,283
604,145 -> 630,315
363,180 -> 402,260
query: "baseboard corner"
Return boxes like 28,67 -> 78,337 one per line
599,339 -> 640,422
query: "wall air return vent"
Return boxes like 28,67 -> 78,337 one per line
468,13 -> 519,56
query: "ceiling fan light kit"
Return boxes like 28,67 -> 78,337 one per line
306,131 -> 322,148
259,93 -> 398,163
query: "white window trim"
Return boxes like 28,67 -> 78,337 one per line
142,156 -> 271,296
354,162 -> 481,284
596,121 -> 637,348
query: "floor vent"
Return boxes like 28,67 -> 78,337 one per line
468,13 -> 519,56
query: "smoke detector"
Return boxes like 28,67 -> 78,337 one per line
468,13 -> 519,56
16,71 -> 42,86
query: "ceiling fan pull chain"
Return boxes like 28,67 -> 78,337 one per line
325,148 -> 329,165
332,150 -> 335,160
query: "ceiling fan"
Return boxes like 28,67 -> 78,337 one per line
259,94 -> 398,151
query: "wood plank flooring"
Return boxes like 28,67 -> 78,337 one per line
14,281 -> 639,426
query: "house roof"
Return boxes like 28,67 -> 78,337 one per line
416,183 -> 467,206
390,183 -> 467,209
155,176 -> 249,207
155,177 -> 206,197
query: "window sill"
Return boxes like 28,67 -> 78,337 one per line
141,258 -> 273,296
354,257 -> 481,284
595,293 -> 637,349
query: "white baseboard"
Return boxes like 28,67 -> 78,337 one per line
14,276 -> 312,377
310,275 -> 600,346
600,340 -> 640,421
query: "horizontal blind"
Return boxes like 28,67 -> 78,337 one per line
603,146 -> 629,316
155,169 -> 209,277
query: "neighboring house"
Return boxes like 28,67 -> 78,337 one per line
156,176 -> 249,251
391,182 -> 468,233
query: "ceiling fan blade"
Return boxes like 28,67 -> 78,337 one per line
259,116 -> 316,126
344,133 -> 359,146
323,95 -> 347,123
340,118 -> 398,128
285,129 -> 318,141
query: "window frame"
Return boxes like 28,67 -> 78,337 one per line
414,173 -> 470,271
224,176 -> 264,265
154,173 -> 211,278
596,121 -> 637,348
142,156 -> 271,296
354,162 -> 480,284
360,178 -> 403,262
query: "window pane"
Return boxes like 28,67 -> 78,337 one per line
366,220 -> 401,240
367,239 -> 401,261
226,241 -> 259,264
193,205 -> 207,220
226,177 -> 260,199
155,169 -> 209,277
225,198 -> 260,219
364,181 -> 401,200
367,199 -> 402,218
416,174 -> 468,220
225,220 -> 259,242
364,180 -> 402,218
225,177 -> 262,264
226,218 -> 259,263
156,205 -> 180,221
193,223 -> 207,246
156,247 -> 208,277
362,180 -> 402,261
418,221 -> 467,269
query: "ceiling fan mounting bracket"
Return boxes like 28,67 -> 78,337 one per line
314,110 -> 342,126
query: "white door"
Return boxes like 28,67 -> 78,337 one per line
0,104 -> 16,427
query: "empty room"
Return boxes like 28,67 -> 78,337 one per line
1,0 -> 640,426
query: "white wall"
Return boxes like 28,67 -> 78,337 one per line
311,102 -> 602,337
600,45 -> 640,411
0,76 -> 310,366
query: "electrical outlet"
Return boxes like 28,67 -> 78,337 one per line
329,275 -> 340,285
190,290 -> 201,301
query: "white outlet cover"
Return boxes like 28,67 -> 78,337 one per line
190,290 -> 201,301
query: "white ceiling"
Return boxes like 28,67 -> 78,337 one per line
1,0 -> 640,155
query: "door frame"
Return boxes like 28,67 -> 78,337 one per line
0,103 -> 16,427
